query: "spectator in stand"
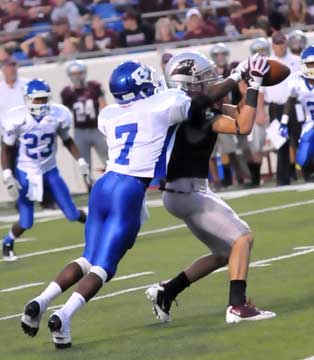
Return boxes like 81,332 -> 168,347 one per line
51,0 -> 81,31
0,0 -> 30,43
47,17 -> 78,55
59,36 -> 79,57
21,34 -> 55,59
119,9 -> 154,47
139,0 -> 172,13
239,0 -> 258,28
155,17 -> 178,43
21,0 -> 52,24
90,15 -> 118,50
183,8 -> 217,40
79,33 -> 100,52
288,0 -> 307,27
171,0 -> 190,33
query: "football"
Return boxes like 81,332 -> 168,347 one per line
262,59 -> 291,86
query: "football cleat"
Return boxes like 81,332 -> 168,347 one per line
145,283 -> 174,323
48,311 -> 72,349
226,302 -> 276,324
2,242 -> 18,261
21,299 -> 45,337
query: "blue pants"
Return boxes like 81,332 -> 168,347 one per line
83,171 -> 147,281
15,167 -> 80,229
296,128 -> 314,167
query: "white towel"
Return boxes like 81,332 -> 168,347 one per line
26,171 -> 43,202
140,195 -> 149,225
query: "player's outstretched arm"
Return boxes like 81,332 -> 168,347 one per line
1,141 -> 15,171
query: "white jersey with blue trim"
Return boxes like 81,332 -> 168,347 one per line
2,103 -> 73,174
98,88 -> 191,178
288,71 -> 314,123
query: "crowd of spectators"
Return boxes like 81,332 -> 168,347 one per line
0,0 -> 314,62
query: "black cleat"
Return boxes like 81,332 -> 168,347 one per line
2,242 -> 18,261
21,300 -> 42,337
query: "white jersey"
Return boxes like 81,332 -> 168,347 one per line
98,89 -> 191,178
2,104 -> 73,174
287,71 -> 314,123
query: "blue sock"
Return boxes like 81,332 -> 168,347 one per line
3,233 -> 14,246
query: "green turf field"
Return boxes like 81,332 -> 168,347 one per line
1,188 -> 314,360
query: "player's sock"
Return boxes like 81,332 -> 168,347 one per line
290,163 -> 297,180
3,230 -> 15,246
60,292 -> 86,319
222,165 -> 232,187
37,282 -> 62,308
163,272 -> 190,300
228,280 -> 246,306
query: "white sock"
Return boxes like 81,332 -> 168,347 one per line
36,282 -> 62,310
8,230 -> 16,239
61,292 -> 86,319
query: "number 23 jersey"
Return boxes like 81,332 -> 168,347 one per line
288,71 -> 314,123
98,89 -> 191,178
2,104 -> 73,174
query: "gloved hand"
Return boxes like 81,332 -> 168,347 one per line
77,158 -> 92,187
230,60 -> 248,83
279,123 -> 289,139
2,169 -> 20,201
247,54 -> 270,90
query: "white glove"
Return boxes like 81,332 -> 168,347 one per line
247,54 -> 270,90
229,60 -> 248,83
77,157 -> 91,187
2,168 -> 20,201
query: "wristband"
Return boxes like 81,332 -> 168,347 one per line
245,88 -> 258,108
78,158 -> 86,166
2,168 -> 13,182
228,72 -> 242,83
281,114 -> 289,125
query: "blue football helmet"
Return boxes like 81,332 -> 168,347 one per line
109,61 -> 160,105
301,45 -> 314,79
24,79 -> 51,117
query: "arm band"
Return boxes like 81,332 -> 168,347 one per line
245,88 -> 258,108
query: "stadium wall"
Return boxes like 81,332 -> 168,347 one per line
1,34 -> 314,202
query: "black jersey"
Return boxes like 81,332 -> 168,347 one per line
166,108 -> 221,181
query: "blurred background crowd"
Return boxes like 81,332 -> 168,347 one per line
0,0 -> 313,62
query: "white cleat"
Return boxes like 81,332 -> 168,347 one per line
48,310 -> 72,349
145,283 -> 172,323
226,303 -> 277,324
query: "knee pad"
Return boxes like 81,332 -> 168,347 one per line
89,266 -> 108,283
73,257 -> 91,275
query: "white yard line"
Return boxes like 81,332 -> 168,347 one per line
2,241 -> 314,321
1,198 -> 314,264
2,183 -> 314,224
0,271 -> 154,293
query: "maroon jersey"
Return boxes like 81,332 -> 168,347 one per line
61,81 -> 104,129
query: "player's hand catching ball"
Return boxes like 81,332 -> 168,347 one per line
247,54 -> 270,90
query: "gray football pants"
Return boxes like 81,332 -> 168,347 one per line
74,128 -> 108,167
163,178 -> 250,257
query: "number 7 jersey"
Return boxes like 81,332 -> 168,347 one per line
2,104 -> 73,174
98,89 -> 191,178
